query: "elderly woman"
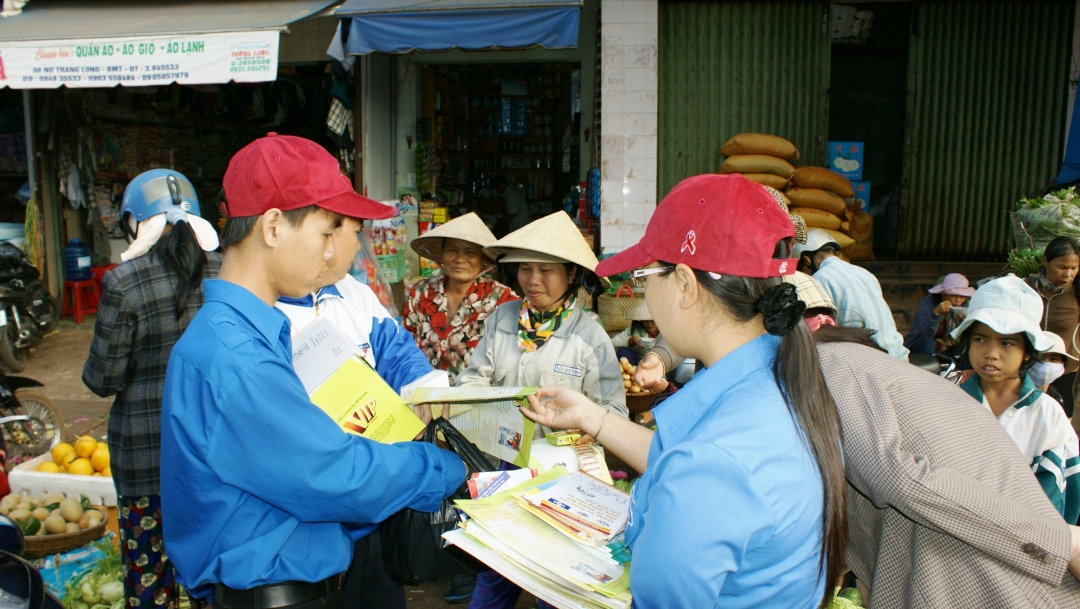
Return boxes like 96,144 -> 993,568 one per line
1026,236 -> 1080,420
457,211 -> 627,609
403,213 -> 518,383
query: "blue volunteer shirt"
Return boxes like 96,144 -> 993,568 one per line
625,334 -> 826,608
160,280 -> 466,599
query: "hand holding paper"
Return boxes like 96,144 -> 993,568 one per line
524,387 -> 605,437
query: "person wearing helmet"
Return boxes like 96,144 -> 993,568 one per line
82,169 -> 221,609
793,228 -> 909,360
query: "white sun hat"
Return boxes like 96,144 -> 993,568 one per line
949,274 -> 1053,351
1041,331 -> 1078,361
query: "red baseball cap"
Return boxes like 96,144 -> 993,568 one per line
222,133 -> 394,220
595,174 -> 797,278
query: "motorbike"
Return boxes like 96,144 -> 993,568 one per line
909,352 -> 964,385
0,242 -> 61,372
0,370 -> 62,465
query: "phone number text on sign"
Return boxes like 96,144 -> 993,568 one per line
0,30 -> 280,89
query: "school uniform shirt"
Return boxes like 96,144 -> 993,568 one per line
960,374 -> 1080,523
456,299 -> 627,435
160,280 -> 466,598
626,334 -> 826,608
812,256 -> 909,361
276,274 -> 431,393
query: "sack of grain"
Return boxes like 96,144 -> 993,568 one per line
740,173 -> 791,190
718,154 -> 795,178
842,208 -> 874,261
791,166 -> 854,198
785,187 -> 848,216
719,134 -> 800,160
792,207 -> 847,231
822,228 -> 855,249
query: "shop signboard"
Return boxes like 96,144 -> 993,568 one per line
827,141 -> 864,181
0,30 -> 280,89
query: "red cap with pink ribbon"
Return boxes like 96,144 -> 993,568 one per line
595,174 -> 798,279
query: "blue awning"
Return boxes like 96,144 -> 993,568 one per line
335,0 -> 581,55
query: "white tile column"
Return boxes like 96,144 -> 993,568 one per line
600,0 -> 658,254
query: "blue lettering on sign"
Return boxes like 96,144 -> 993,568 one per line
554,364 -> 583,378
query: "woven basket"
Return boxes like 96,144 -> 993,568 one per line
24,511 -> 108,558
597,285 -> 641,333
625,389 -> 665,414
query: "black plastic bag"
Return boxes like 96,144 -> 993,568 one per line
380,417 -> 493,584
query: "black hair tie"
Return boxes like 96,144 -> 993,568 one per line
756,283 -> 806,336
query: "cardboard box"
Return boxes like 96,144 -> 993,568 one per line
828,141 -> 864,181
377,252 -> 408,283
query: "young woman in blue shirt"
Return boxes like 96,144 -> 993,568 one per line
523,174 -> 847,608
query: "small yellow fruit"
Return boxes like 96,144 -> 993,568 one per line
36,462 -> 60,473
56,451 -> 75,468
50,443 -> 74,465
90,446 -> 109,472
66,458 -> 94,476
102,466 -> 111,477
74,436 -> 98,459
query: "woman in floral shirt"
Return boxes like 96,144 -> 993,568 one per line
404,213 -> 518,382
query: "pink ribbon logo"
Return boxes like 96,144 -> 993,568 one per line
681,230 -> 697,255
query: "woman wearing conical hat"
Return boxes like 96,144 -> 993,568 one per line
457,211 -> 627,608
403,213 -> 519,383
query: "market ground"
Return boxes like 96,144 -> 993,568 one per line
20,318 -> 537,609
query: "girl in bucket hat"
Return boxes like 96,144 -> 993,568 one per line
402,213 -> 519,383
456,211 -> 626,609
954,274 -> 1080,523
904,272 -> 975,356
520,174 -> 846,609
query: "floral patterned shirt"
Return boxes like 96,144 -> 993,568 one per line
402,275 -> 519,383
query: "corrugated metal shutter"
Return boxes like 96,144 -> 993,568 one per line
658,1 -> 831,199
900,1 -> 1074,259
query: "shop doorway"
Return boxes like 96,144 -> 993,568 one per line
419,62 -> 582,238
829,3 -> 911,259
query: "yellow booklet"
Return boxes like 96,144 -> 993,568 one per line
293,318 -> 425,444
309,355 -> 425,443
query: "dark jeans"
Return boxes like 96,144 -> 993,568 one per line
343,531 -> 406,609
1051,371 -> 1076,417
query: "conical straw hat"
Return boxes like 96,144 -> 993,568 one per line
411,212 -> 498,263
628,301 -> 653,321
485,211 -> 599,272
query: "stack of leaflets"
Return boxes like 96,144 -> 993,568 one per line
292,318 -> 425,443
516,471 -> 629,546
406,386 -> 538,467
444,466 -> 633,609
468,469 -> 538,499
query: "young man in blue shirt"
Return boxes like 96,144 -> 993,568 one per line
160,134 -> 466,609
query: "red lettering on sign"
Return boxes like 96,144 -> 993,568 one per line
0,55 -> 6,80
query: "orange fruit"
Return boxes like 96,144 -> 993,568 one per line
102,466 -> 111,477
50,443 -> 75,465
74,436 -> 98,459
66,458 -> 94,476
90,446 -> 109,472
36,462 -> 60,473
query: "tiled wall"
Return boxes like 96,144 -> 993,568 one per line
600,0 -> 658,253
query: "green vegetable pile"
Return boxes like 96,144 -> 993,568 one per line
1011,187 -> 1080,252
64,539 -> 123,609
1007,247 -> 1043,278
611,478 -> 636,493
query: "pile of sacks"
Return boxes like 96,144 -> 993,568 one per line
718,133 -> 874,261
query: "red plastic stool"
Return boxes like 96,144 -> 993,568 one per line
62,279 -> 98,324
89,264 -> 117,308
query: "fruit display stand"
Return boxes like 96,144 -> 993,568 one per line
9,454 -> 117,507
24,512 -> 108,559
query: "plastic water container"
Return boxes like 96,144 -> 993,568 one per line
64,238 -> 92,281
